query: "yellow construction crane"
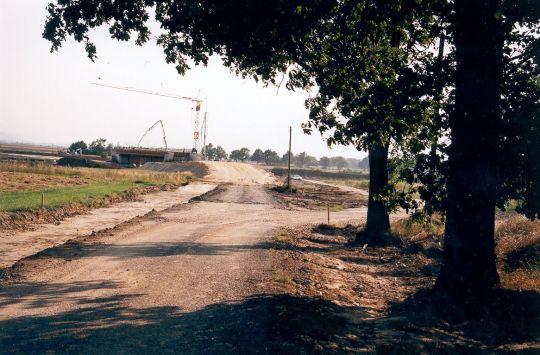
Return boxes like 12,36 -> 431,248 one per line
138,119 -> 168,149
91,82 -> 207,153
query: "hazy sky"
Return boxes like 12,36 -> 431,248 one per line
0,1 -> 365,159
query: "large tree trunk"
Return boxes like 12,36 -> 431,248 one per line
362,143 -> 391,241
434,0 -> 503,298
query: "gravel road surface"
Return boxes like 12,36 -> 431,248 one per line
0,162 -> 367,353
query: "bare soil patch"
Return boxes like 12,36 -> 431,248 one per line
141,161 -> 209,178
0,183 -> 216,270
269,223 -> 539,352
270,180 -> 368,210
197,184 -> 276,205
0,171 -> 94,192
203,161 -> 275,185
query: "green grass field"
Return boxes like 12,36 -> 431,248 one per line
0,181 -> 156,211
322,178 -> 370,190
0,161 -> 190,212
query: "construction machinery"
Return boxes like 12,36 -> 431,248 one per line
138,119 -> 168,149
91,82 -> 207,153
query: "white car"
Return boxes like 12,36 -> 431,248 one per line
291,174 -> 303,180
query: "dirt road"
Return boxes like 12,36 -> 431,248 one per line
304,178 -> 369,196
0,162 -> 367,353
0,183 -> 216,269
203,161 -> 274,185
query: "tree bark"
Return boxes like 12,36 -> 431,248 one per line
362,142 -> 391,241
435,0 -> 503,298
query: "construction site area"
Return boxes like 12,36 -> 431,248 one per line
1,82 -> 210,168
2,1 -> 539,353
101,82 -> 210,166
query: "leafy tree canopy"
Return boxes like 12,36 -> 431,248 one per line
250,148 -> 265,163
319,156 -> 330,169
89,138 -> 108,155
230,147 -> 251,161
69,140 -> 87,152
263,149 -> 280,165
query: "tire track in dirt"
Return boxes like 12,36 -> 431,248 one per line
0,183 -> 217,270
0,162 -> 369,353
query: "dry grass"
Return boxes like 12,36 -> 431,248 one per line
392,215 -> 445,242
273,268 -> 294,285
495,216 -> 540,291
0,161 -> 189,187
495,216 -> 540,256
499,269 -> 540,291
0,171 -> 94,192
322,178 -> 370,190
0,161 -> 191,212
391,214 -> 540,291
273,229 -> 294,244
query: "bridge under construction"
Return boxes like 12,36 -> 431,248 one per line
92,82 -> 209,165
112,147 -> 197,166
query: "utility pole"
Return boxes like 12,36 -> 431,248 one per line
287,126 -> 292,191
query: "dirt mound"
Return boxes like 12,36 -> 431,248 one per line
271,180 -> 368,210
142,162 -> 208,178
203,161 -> 275,185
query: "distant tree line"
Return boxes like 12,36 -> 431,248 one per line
68,138 -> 113,158
203,144 -> 367,170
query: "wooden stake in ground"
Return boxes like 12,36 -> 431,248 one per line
41,193 -> 44,209
327,207 -> 330,225
287,126 -> 292,192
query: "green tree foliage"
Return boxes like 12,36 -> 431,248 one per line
214,146 -> 228,161
432,1 -> 540,297
295,152 -> 318,167
330,156 -> 348,170
497,32 -> 540,220
203,144 -> 228,161
88,138 -> 107,155
281,151 -> 294,166
202,143 -> 214,160
250,148 -> 265,163
263,149 -> 280,165
319,156 -> 330,169
69,140 -> 87,153
230,147 -> 251,162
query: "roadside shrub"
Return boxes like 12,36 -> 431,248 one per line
496,216 -> 540,270
392,214 -> 445,242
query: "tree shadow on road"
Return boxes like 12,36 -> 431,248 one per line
8,240 -> 277,263
387,287 -> 540,350
0,287 -> 361,354
2,277 -> 537,354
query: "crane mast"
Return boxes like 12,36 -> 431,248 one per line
91,82 -> 205,152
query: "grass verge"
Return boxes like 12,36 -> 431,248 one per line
0,162 -> 191,228
322,178 -> 369,190
0,181 -> 154,211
